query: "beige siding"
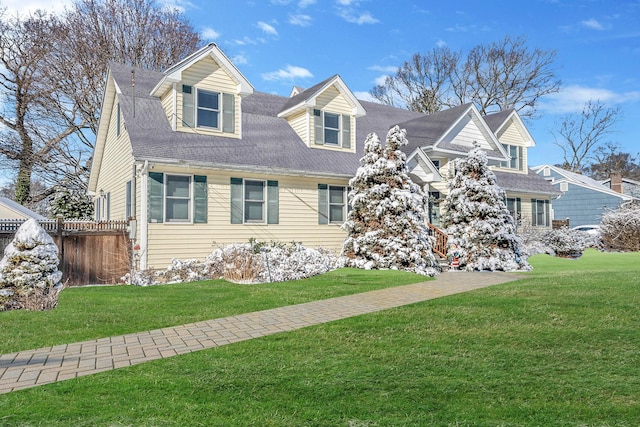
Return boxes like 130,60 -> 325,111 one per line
288,110 -> 309,146
176,56 -> 241,138
0,205 -> 26,219
316,85 -> 353,114
145,168 -> 349,269
443,116 -> 491,150
497,121 -> 522,145
94,99 -> 135,221
160,86 -> 175,129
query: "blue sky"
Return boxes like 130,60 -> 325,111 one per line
5,0 -> 640,168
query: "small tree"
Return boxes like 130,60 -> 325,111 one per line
342,126 -> 438,276
0,219 -> 63,311
440,145 -> 530,271
47,186 -> 94,220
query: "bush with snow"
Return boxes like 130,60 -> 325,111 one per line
440,145 -> 530,271
341,126 -> 438,277
599,201 -> 640,252
0,219 -> 63,311
519,226 -> 591,258
122,241 -> 342,286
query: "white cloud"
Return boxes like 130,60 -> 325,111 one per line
257,21 -> 279,36
337,0 -> 354,5
374,75 -> 389,86
200,27 -> 220,40
232,54 -> 248,65
540,85 -> 640,114
368,65 -> 398,73
157,0 -> 196,13
298,0 -> 316,7
581,18 -> 604,30
1,0 -> 72,15
353,91 -> 376,102
436,39 -> 447,48
340,10 -> 379,24
289,14 -> 312,26
262,65 -> 313,81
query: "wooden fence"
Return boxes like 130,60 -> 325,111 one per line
0,218 -> 131,287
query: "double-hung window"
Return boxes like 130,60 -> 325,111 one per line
313,109 -> 351,149
197,89 -> 220,129
318,184 -> 347,224
230,178 -> 279,224
500,144 -> 523,171
165,175 -> 191,222
148,172 -> 207,224
531,199 -> 550,227
506,197 -> 522,224
182,85 -> 235,133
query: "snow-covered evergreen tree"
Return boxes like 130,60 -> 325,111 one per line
342,126 -> 438,276
0,219 -> 63,311
47,186 -> 94,220
440,145 -> 530,271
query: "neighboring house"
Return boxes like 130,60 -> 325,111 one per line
531,165 -> 636,226
0,197 -> 46,221
601,173 -> 640,199
89,43 -> 557,270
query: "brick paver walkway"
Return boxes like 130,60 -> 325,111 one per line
0,271 -> 519,394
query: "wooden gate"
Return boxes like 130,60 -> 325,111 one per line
0,219 -> 131,287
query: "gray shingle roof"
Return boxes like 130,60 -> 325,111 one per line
494,169 -> 562,197
482,109 -> 514,133
108,62 -> 557,197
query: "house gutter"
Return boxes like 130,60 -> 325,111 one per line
134,157 -> 354,181
138,160 -> 149,270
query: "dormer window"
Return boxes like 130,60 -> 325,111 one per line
500,144 -> 523,171
197,89 -> 220,129
314,109 -> 351,149
182,85 -> 235,133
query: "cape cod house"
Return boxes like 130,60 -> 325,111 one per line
89,43 -> 557,270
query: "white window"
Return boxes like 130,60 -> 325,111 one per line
197,89 -> 220,129
506,197 -> 522,224
500,144 -> 523,171
244,180 -> 266,223
165,175 -> 192,223
313,109 -> 351,148
531,199 -> 550,227
329,186 -> 346,223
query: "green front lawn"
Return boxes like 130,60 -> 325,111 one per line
1,250 -> 639,426
0,268 -> 427,355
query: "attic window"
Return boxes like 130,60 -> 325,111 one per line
181,85 -> 235,133
313,109 -> 351,149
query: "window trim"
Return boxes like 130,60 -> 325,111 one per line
506,197 -> 522,225
243,179 -> 266,224
531,198 -> 550,227
196,88 -> 221,130
500,144 -> 523,171
318,184 -> 347,225
313,109 -> 351,148
164,174 -> 193,223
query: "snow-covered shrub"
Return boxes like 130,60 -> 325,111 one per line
519,226 -> 589,258
342,126 -> 438,277
122,241 -> 341,286
599,201 -> 640,252
440,145 -> 530,272
0,219 -> 63,311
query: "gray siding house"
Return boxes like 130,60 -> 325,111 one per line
532,165 -> 637,226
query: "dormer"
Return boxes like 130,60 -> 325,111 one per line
277,75 -> 366,152
150,43 -> 254,138
484,109 -> 534,174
